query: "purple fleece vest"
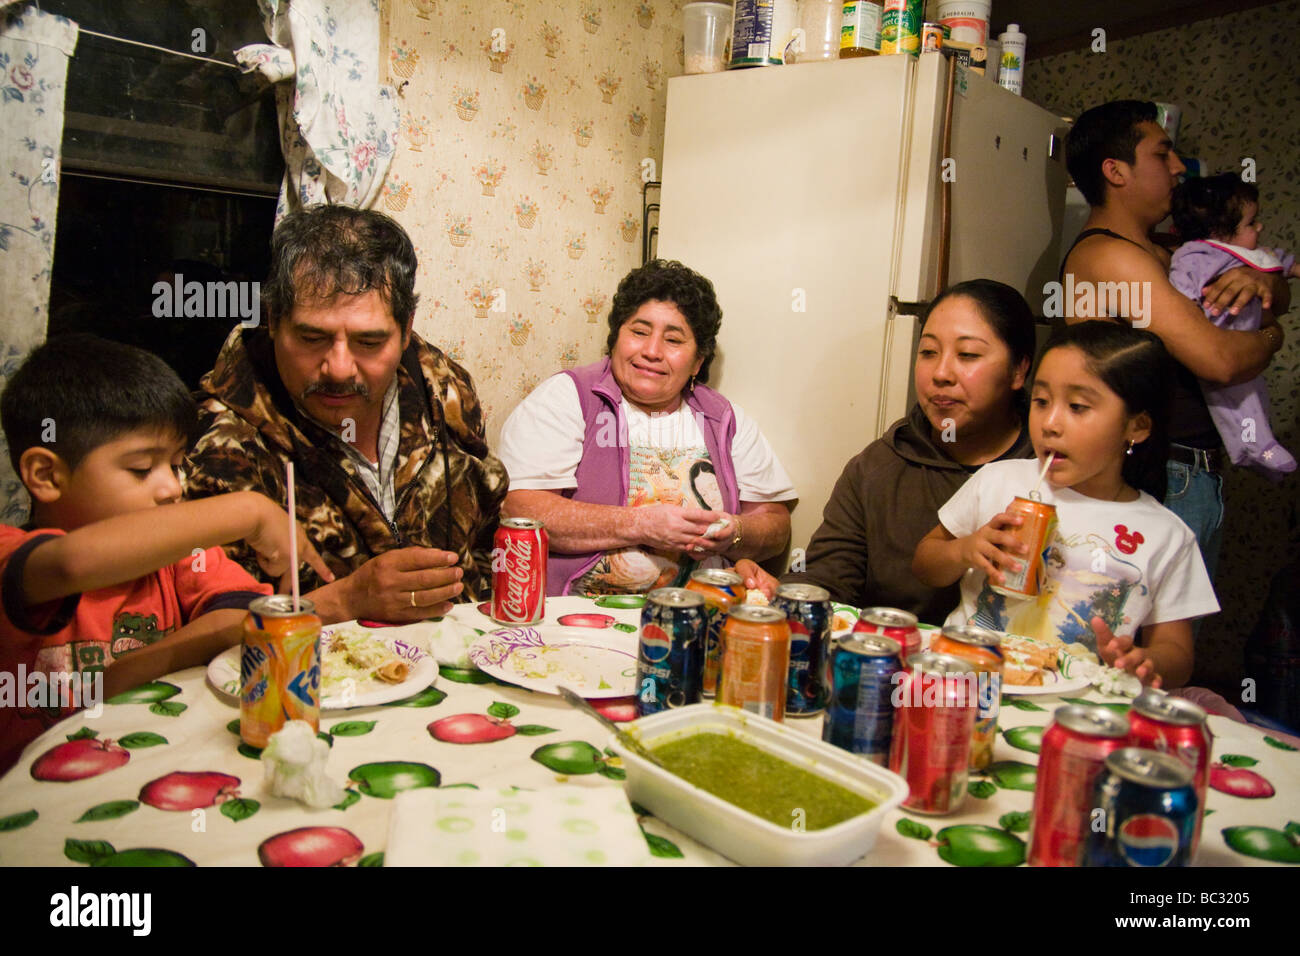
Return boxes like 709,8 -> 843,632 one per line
548,358 -> 740,596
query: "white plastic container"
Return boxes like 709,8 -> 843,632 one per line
936,0 -> 990,44
997,23 -> 1026,95
607,703 -> 909,866
683,2 -> 732,75
792,0 -> 840,63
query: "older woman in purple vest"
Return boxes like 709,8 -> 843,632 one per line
498,260 -> 796,596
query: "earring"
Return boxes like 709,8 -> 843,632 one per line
688,375 -> 696,394
1125,440 -> 1135,456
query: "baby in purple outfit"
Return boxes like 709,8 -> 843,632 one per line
1170,174 -> 1298,481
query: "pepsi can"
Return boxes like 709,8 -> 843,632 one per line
774,583 -> 832,716
822,634 -> 903,765
1083,748 -> 1198,867
636,588 -> 707,716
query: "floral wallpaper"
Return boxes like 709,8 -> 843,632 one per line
1025,0 -> 1300,693
379,0 -> 686,443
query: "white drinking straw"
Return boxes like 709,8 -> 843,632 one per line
1031,452 -> 1056,499
286,461 -> 300,612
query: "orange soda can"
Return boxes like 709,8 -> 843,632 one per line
990,496 -> 1057,598
240,595 -> 322,748
686,568 -> 743,696
930,624 -> 1004,770
718,605 -> 790,722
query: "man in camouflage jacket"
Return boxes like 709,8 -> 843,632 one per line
184,206 -> 508,624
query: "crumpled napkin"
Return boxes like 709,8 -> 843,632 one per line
1058,653 -> 1143,697
423,619 -> 482,668
261,720 -> 346,809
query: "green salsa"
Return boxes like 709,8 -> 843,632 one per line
650,732 -> 877,831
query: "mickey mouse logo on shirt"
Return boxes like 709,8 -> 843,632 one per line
1114,524 -> 1145,555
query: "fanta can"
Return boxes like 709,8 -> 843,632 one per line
240,595 -> 321,748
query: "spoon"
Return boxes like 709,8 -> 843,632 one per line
556,685 -> 666,770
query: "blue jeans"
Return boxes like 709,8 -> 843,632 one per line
1164,456 -> 1225,583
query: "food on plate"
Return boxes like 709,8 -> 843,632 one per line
322,630 -> 410,690
1002,650 -> 1044,687
1000,632 -> 1061,670
832,613 -> 856,632
1061,643 -> 1100,664
745,588 -> 770,606
650,731 -> 876,830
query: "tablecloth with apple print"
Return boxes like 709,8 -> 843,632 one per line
0,595 -> 1296,867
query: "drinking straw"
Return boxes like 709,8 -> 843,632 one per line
286,461 -> 300,612
1030,452 -> 1055,499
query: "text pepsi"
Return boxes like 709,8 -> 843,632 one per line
773,583 -> 832,716
1083,748 -> 1198,867
636,588 -> 707,716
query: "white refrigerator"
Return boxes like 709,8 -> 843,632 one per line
657,52 -> 1069,554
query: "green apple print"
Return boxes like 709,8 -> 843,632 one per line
531,741 -> 625,779
987,761 -> 1037,791
64,838 -> 194,867
348,761 -> 441,798
106,681 -> 180,705
895,819 -> 1026,866
1221,821 -> 1300,864
1002,725 -> 1042,754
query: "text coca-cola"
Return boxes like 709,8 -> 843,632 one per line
491,518 -> 548,624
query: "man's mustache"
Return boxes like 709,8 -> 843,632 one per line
303,381 -> 370,399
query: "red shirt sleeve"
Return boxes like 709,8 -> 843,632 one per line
170,545 -> 273,621
0,526 -> 81,635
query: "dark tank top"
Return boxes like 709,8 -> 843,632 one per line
1059,228 -> 1220,449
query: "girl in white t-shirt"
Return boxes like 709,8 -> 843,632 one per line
913,322 -> 1218,688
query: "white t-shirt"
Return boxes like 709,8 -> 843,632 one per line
937,459 -> 1218,650
498,372 -> 796,594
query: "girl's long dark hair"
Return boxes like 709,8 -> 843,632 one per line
1038,321 -> 1172,501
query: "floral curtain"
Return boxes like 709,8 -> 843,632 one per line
0,2 -> 77,524
235,0 -> 399,219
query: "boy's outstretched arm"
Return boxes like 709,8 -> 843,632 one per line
101,609 -> 246,700
19,492 -> 332,607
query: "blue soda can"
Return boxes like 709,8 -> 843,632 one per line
774,583 -> 832,716
1083,748 -> 1198,867
822,633 -> 903,764
636,587 -> 707,716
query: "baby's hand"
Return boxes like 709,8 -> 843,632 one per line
1091,616 -> 1162,688
957,511 -> 1027,586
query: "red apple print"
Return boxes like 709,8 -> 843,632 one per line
557,613 -> 616,628
429,713 -> 517,744
1113,524 -> 1144,555
258,827 -> 364,867
1209,763 -> 1275,799
31,738 -> 129,782
591,697 -> 638,723
139,771 -> 241,811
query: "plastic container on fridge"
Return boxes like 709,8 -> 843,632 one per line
607,702 -> 909,866
683,2 -> 732,74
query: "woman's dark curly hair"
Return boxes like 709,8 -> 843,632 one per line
263,205 -> 419,331
604,260 -> 723,384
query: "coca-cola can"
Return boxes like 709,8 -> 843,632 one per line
492,518 -> 548,624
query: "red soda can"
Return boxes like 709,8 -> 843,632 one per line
1127,689 -> 1212,856
492,518 -> 548,624
889,651 -> 978,814
685,568 -> 743,696
853,606 -> 922,664
1028,704 -> 1131,866
717,605 -> 790,722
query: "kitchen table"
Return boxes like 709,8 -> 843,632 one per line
1,596 -> 1297,867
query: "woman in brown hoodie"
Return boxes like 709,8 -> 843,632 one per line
737,280 -> 1037,625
